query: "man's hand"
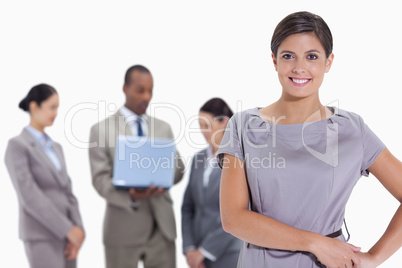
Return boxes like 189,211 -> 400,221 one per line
65,241 -> 79,261
129,185 -> 166,202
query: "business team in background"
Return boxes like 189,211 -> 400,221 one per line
4,65 -> 237,268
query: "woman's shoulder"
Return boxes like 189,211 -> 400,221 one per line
7,128 -> 28,144
227,106 -> 368,130
232,107 -> 259,117
333,107 -> 365,130
7,128 -> 61,150
228,107 -> 260,124
6,130 -> 31,154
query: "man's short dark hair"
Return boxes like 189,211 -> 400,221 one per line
124,65 -> 151,85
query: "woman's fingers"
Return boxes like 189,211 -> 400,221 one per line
347,243 -> 362,252
64,242 -> 72,257
313,236 -> 362,268
351,252 -> 362,267
67,246 -> 79,261
65,242 -> 79,261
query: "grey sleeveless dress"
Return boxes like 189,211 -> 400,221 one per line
216,107 -> 385,268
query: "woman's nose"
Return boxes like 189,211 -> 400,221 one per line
292,59 -> 306,74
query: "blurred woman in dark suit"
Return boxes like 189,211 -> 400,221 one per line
4,84 -> 85,268
182,98 -> 241,268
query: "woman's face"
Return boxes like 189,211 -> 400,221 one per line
272,33 -> 334,99
30,93 -> 59,127
198,111 -> 228,147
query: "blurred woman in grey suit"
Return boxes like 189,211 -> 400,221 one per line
182,98 -> 241,268
4,84 -> 85,268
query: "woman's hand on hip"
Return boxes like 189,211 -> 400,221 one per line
312,236 -> 361,268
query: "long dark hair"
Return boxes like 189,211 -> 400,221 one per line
19,84 -> 57,112
200,98 -> 233,121
271,11 -> 333,58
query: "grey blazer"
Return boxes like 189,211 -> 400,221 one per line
4,128 -> 83,241
182,148 -> 241,260
89,110 -> 185,247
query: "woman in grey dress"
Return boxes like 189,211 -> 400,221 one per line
217,11 -> 402,268
182,98 -> 241,268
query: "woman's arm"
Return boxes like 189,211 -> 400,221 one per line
181,170 -> 197,251
220,153 -> 362,267
4,140 -> 74,240
181,157 -> 204,268
58,144 -> 85,230
357,148 -> 402,267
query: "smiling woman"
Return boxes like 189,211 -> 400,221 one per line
217,11 -> 402,268
273,32 -> 334,101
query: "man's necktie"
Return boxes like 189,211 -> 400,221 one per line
136,119 -> 144,137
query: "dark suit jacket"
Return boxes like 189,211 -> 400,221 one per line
4,128 -> 83,241
89,110 -> 185,246
182,148 -> 241,260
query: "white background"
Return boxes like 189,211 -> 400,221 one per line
1,1 -> 401,267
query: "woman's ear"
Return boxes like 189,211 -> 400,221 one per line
325,53 -> 335,73
272,52 -> 278,71
29,101 -> 38,113
222,117 -> 230,127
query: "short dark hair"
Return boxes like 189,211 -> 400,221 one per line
271,11 -> 333,58
124,65 -> 151,85
200,98 -> 233,121
19,84 -> 57,112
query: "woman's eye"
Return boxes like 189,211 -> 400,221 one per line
282,54 -> 294,60
307,54 -> 318,60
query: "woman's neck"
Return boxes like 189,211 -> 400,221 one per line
262,94 -> 331,125
29,121 -> 45,134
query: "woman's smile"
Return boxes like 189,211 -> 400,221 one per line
289,77 -> 312,87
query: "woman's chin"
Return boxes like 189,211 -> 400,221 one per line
283,90 -> 317,100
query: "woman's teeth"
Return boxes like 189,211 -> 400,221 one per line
291,78 -> 310,84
